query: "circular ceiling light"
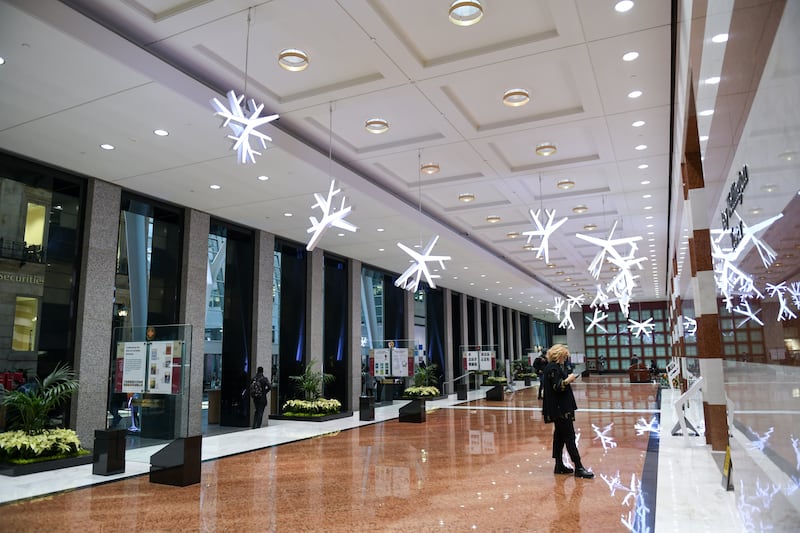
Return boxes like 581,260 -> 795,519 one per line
705,76 -> 721,85
711,33 -> 729,43
635,144 -> 648,151
632,120 -> 646,128
100,143 -> 115,150
615,1 -> 634,13
699,109 -> 714,116
523,243 -> 535,251
486,215 -> 501,223
506,231 -> 520,239
627,90 -> 643,99
778,150 -> 796,161
449,1 -> 483,26
546,263 -> 556,268
761,184 -> 777,193
421,162 -> 440,174
556,179 -> 575,190
583,223 -> 597,231
622,51 -> 639,62
153,129 -> 169,136
365,118 -> 389,134
572,205 -> 588,214
503,88 -> 530,107
638,164 -> 649,169
278,49 -> 309,71
458,192 -> 476,202
535,142 -> 557,156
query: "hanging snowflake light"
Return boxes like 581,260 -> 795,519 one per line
394,235 -> 451,293
305,179 -> 357,251
521,208 -> 568,264
210,90 -> 279,163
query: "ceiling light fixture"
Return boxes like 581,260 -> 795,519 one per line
507,232 -> 520,239
486,215 -> 501,223
557,179 -> 575,190
635,144 -> 648,151
622,51 -> 639,62
711,33 -> 729,43
535,142 -> 557,156
761,184 -> 777,193
572,205 -> 588,214
153,129 -> 169,136
638,164 -> 649,169
257,175 -> 269,181
278,48 -> 309,71
100,143 -> 115,150
523,244 -> 536,251
458,193 -> 476,202
503,88 -> 530,107
699,109 -> 714,116
448,1 -> 483,26
365,118 -> 389,134
583,223 -> 597,231
627,90 -> 643,99
421,162 -> 440,174
632,120 -> 645,127
615,1 -> 634,13
778,151 -> 796,161
705,76 -> 721,85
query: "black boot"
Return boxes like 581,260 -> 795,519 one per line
574,467 -> 594,479
554,463 -> 574,474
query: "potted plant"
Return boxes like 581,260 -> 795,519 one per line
279,360 -> 345,420
402,385 -> 441,398
484,375 -> 506,401
0,364 -> 90,476
403,363 -> 441,398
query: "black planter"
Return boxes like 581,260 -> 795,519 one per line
270,411 -> 353,422
485,384 -> 505,401
93,428 -> 127,476
524,377 -> 532,386
149,435 -> 201,487
456,383 -> 468,400
398,398 -> 426,423
359,396 -> 375,421
0,452 -> 92,477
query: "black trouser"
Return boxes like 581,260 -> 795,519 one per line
252,398 -> 268,428
552,416 -> 582,468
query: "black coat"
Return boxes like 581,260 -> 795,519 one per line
541,361 -> 578,423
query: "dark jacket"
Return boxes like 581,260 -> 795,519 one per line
541,361 -> 578,423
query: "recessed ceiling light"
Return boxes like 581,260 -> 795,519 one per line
556,179 -> 575,190
761,184 -> 777,193
632,120 -> 646,127
378,248 -> 385,252
778,151 -> 796,161
704,76 -> 721,85
635,144 -> 647,151
555,271 -> 565,276
535,142 -> 557,156
643,205 -> 653,210
503,88 -> 530,107
449,0 -> 483,26
699,109 -> 714,116
486,215 -> 501,223
638,164 -> 649,169
278,49 -> 309,71
572,205 -> 588,214
153,129 -> 169,136
365,118 -> 389,134
699,135 -> 709,141
0,57 -> 5,65
100,143 -> 115,150
377,228 -> 385,232
711,33 -> 729,43
283,212 -> 293,217
546,263 -> 556,268
622,51 -> 639,62
627,90 -> 643,99
564,277 -> 572,282
421,162 -> 440,174
583,223 -> 597,231
641,180 -> 651,185
642,194 -> 652,199
523,244 -> 535,251
615,1 -> 634,13
209,184 -> 221,190
458,193 -> 475,203
337,233 -> 345,237
749,207 -> 762,215
257,175 -> 269,181
506,232 -> 520,239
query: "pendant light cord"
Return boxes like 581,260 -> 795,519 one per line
243,8 -> 252,100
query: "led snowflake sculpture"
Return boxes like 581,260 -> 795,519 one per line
634,416 -> 660,436
789,282 -> 800,310
586,308 -> 608,333
627,317 -> 655,338
682,316 -> 697,336
733,297 -> 763,327
766,282 -> 798,321
590,284 -> 610,309
210,90 -> 279,164
394,235 -> 451,293
305,179 -> 357,251
521,208 -> 568,264
547,296 -> 565,320
791,435 -> 799,471
748,426 -> 774,452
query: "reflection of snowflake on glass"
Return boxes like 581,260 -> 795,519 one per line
627,317 -> 655,338
766,282 -> 798,322
733,297 -> 763,327
586,308 -> 608,333
748,426 -> 774,452
210,90 -> 279,164
634,416 -> 660,436
592,423 -> 617,452
682,316 -> 697,336
791,435 -> 799,471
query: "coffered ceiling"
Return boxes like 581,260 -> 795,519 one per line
0,0 -> 676,320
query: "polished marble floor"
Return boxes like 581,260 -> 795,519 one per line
1,375 -> 794,532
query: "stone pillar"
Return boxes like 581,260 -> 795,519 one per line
474,298 -> 483,346
442,288 -> 454,387
306,248 -> 324,377
683,102 -> 728,451
497,306 -> 505,362
72,180 -> 120,446
486,302 -> 495,349
348,259 -> 363,408
252,231 -> 274,383
179,209 -> 210,437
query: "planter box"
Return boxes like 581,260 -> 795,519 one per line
456,383 -> 468,400
270,410 -> 353,422
93,428 -> 127,476
485,384 -> 505,401
398,399 -> 426,423
150,435 -> 201,487
359,396 -> 375,421
0,452 -> 93,477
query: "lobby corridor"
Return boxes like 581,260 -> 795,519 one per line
0,378 -> 751,532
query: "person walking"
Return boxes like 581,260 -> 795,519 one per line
250,366 -> 272,429
541,344 -> 594,479
533,352 -> 547,400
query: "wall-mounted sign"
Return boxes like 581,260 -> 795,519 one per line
0,271 -> 44,285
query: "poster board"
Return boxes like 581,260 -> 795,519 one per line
479,350 -> 495,371
463,350 -> 479,371
120,341 -> 147,393
392,347 -> 411,377
371,348 -> 390,377
116,340 -> 183,394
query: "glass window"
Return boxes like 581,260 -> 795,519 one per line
12,296 -> 39,351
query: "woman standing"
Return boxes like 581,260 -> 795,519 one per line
541,344 -> 594,479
